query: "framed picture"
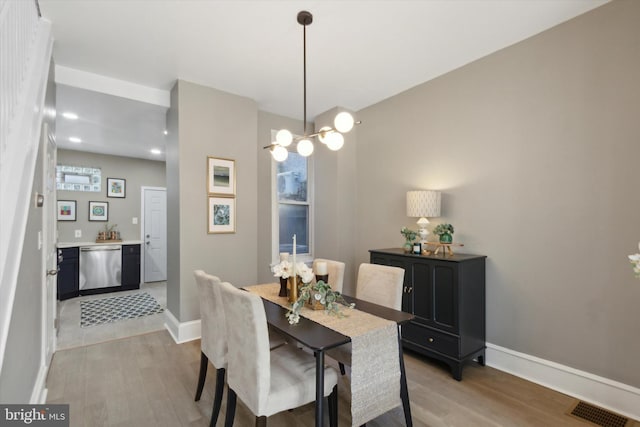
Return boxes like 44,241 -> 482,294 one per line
107,178 -> 126,198
57,200 -> 77,221
207,157 -> 235,196
208,196 -> 235,234
89,201 -> 109,221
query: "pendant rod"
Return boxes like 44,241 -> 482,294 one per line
302,19 -> 307,136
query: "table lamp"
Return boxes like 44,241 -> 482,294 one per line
406,190 -> 441,245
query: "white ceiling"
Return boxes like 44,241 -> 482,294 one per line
40,0 -> 609,161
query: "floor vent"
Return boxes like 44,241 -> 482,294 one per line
567,401 -> 630,427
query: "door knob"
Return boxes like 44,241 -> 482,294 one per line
47,269 -> 58,276
146,234 -> 150,238
146,241 -> 150,245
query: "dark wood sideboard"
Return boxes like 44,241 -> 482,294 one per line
370,248 -> 486,380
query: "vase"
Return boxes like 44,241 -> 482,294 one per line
403,239 -> 413,253
288,276 -> 301,303
439,233 -> 453,244
279,277 -> 288,297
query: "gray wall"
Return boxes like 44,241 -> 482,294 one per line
0,60 -> 55,402
354,0 -> 640,387
56,150 -> 165,243
256,111 -> 304,284
167,80 -> 258,322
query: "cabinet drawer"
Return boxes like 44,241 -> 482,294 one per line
122,244 -> 141,255
402,323 -> 459,357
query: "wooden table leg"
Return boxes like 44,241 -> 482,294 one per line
315,350 -> 325,427
398,326 -> 413,427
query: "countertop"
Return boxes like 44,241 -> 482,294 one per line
57,240 -> 143,248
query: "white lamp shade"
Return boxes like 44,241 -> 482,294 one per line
297,138 -> 314,156
325,132 -> 344,151
406,190 -> 441,217
334,111 -> 355,133
271,145 -> 289,161
276,129 -> 293,147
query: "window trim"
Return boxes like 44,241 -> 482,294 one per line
271,131 -> 314,265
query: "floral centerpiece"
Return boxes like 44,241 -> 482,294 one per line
285,265 -> 355,325
433,223 -> 455,243
271,260 -> 293,279
400,227 -> 418,253
628,242 -> 640,278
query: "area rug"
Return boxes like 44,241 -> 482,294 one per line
80,292 -> 164,328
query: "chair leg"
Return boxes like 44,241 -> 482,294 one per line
195,351 -> 208,401
210,368 -> 225,427
328,385 -> 338,427
224,388 -> 237,427
338,362 -> 346,376
255,416 -> 267,427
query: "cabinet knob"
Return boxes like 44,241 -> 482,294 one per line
428,337 -> 434,343
47,269 -> 58,276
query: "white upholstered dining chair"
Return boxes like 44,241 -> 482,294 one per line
193,270 -> 227,427
312,258 -> 346,293
193,270 -> 287,427
218,280 -> 339,427
329,262 -> 405,375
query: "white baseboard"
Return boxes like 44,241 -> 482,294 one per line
164,309 -> 201,344
486,343 -> 640,421
29,364 -> 48,404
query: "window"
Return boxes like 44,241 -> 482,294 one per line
272,139 -> 313,263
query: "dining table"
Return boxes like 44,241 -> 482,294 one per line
245,283 -> 415,427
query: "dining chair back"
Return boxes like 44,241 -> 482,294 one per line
218,281 -> 339,426
356,263 -> 405,310
193,270 -> 227,426
313,258 -> 345,293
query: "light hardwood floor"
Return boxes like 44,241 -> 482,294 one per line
46,329 -> 636,427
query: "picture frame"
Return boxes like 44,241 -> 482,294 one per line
207,156 -> 235,196
106,177 -> 126,198
57,200 -> 77,221
88,201 -> 109,221
208,196 -> 235,234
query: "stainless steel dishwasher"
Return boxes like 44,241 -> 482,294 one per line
79,245 -> 122,290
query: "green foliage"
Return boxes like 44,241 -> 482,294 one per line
400,227 -> 418,242
286,280 -> 354,324
433,223 -> 455,236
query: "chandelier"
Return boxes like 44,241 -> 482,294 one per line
266,11 -> 359,162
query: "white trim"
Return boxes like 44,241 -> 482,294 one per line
486,343 -> 640,420
29,364 -> 48,404
55,65 -> 170,107
164,309 -> 201,344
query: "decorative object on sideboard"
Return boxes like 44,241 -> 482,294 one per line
264,11 -> 360,162
96,223 -> 121,243
433,223 -> 455,243
406,190 -> 441,247
400,227 -> 418,253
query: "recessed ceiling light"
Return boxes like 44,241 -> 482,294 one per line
150,149 -> 162,155
69,137 -> 82,143
62,112 -> 78,120
163,130 -> 168,135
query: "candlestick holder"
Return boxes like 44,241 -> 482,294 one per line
315,274 -> 328,284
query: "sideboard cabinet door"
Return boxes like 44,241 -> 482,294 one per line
370,248 -> 486,380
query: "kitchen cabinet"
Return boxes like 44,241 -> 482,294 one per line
121,244 -> 141,290
57,247 -> 79,300
370,248 -> 486,380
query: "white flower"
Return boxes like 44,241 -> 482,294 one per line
272,260 -> 292,279
296,262 -> 315,284
628,242 -> 640,279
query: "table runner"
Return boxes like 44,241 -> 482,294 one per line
246,283 -> 401,426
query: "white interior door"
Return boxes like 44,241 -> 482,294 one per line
143,187 -> 167,282
42,123 -> 57,365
